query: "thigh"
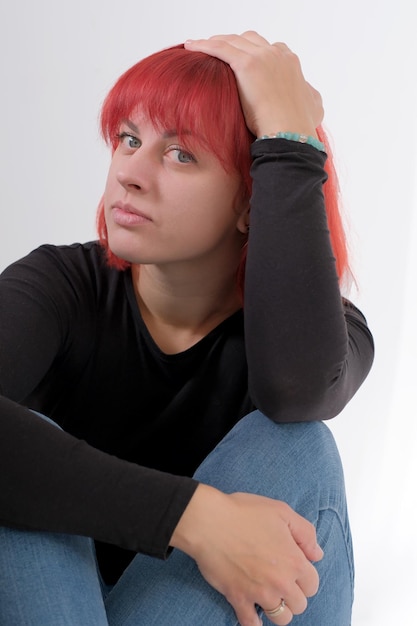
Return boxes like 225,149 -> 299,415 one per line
0,411 -> 108,626
0,526 -> 108,626
106,549 -> 240,626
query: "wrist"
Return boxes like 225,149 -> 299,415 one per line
170,483 -> 225,556
255,131 -> 325,152
254,115 -> 319,140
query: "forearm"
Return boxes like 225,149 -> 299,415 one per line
0,395 -> 198,558
245,139 -> 373,421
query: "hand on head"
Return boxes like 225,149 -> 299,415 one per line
184,31 -> 324,140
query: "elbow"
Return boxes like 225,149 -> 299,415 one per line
248,370 -> 350,423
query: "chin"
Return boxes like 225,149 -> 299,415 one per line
107,232 -> 141,264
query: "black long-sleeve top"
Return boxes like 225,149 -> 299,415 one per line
0,139 -> 374,583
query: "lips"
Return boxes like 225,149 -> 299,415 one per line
111,203 -> 152,227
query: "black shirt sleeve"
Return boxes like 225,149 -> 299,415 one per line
0,245 -> 198,558
0,395 -> 197,558
245,139 -> 374,421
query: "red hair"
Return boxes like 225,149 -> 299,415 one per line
97,44 -> 349,288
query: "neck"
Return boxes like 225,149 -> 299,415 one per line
131,258 -> 242,353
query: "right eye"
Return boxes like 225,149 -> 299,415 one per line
116,132 -> 142,150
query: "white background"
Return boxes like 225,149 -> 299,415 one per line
1,1 -> 416,623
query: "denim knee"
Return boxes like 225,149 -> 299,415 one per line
194,411 -> 348,522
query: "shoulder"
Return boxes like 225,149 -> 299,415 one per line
2,241 -> 115,287
1,241 -> 129,314
23,240 -> 106,271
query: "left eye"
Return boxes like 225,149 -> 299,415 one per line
169,148 -> 196,164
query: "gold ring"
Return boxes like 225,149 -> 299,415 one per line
265,598 -> 286,617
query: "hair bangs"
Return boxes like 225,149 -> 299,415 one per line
101,46 -> 253,186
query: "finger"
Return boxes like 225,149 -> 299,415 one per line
184,33 -> 261,60
296,564 -> 320,602
283,507 -> 323,563
253,538 -> 315,615
185,33 -> 290,60
210,30 -> 272,49
271,41 -> 293,53
268,561 -> 312,615
263,599 -> 294,625
232,598 -> 263,626
239,30 -> 271,46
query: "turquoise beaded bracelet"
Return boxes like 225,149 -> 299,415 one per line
256,131 -> 325,152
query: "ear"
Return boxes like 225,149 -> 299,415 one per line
236,202 -> 250,235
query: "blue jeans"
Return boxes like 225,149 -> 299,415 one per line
0,411 -> 353,625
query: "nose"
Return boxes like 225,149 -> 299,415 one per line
116,163 -> 142,192
115,150 -> 153,192
117,171 -> 140,191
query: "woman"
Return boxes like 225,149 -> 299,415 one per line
0,31 -> 374,625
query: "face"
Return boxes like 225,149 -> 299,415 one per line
103,112 -> 249,269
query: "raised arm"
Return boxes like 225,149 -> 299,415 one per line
185,32 -> 374,422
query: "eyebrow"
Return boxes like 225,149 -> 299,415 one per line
121,119 -> 191,139
122,119 -> 140,133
